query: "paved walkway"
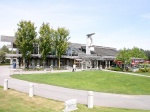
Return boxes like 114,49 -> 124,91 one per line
0,66 -> 150,110
103,69 -> 150,78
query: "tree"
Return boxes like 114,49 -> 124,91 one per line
0,45 -> 10,64
39,23 -> 54,67
116,48 -> 131,70
130,47 -> 147,60
0,50 -> 5,64
144,50 -> 150,60
1,45 -> 9,53
116,47 -> 148,70
15,20 -> 37,68
54,27 -> 70,68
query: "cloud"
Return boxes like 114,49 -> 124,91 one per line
0,30 -> 15,36
141,13 -> 150,19
94,28 -> 150,50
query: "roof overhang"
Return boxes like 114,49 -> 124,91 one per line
102,56 -> 116,60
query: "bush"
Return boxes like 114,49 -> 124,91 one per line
0,63 -> 10,66
23,68 -> 44,71
139,68 -> 147,72
113,67 -> 122,71
135,70 -> 143,73
127,68 -> 133,72
107,67 -> 114,70
148,68 -> 150,73
54,68 -> 63,70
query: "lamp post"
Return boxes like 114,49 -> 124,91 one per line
86,33 -> 95,37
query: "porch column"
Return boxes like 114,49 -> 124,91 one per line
108,61 -> 110,68
105,60 -> 107,69
10,58 -> 13,68
51,60 -> 53,66
38,45 -> 39,54
16,58 -> 19,68
97,60 -> 98,69
55,60 -> 57,66
86,61 -> 87,70
67,60 -> 69,66
81,61 -> 83,70
99,61 -> 102,70
32,60 -> 35,68
49,59 -> 51,66
37,59 -> 40,68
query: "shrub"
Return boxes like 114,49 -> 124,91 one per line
113,67 -> 122,71
135,70 -> 142,73
127,68 -> 133,72
23,68 -> 44,71
139,68 -> 147,72
148,68 -> 150,73
107,67 -> 113,70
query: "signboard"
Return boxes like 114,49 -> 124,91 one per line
63,99 -> 78,112
0,35 -> 15,42
7,45 -> 12,48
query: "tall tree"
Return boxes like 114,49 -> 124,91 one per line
54,27 -> 70,68
15,20 -> 37,68
39,23 -> 54,67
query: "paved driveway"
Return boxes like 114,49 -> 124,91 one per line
0,66 -> 150,110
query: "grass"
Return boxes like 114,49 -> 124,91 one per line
12,70 -> 150,95
137,72 -> 150,76
0,86 -> 149,112
0,86 -> 63,112
0,63 -> 10,66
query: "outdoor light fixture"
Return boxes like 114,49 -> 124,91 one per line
86,33 -> 95,37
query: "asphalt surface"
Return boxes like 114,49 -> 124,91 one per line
0,66 -> 150,110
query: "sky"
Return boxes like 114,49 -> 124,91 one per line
0,0 -> 150,50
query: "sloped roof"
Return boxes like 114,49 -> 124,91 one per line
69,43 -> 118,57
69,43 -> 85,54
94,46 -> 118,56
69,43 -> 85,49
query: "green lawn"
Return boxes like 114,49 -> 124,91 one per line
12,70 -> 150,95
0,86 -> 149,112
137,72 -> 150,76
0,86 -> 63,112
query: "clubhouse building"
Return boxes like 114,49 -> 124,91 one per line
0,34 -> 118,70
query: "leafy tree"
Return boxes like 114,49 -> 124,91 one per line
116,48 -> 131,70
0,45 -> 10,64
54,27 -> 70,68
1,45 -> 9,53
144,50 -> 150,60
130,47 -> 147,60
39,23 -> 54,67
0,50 -> 5,64
15,20 -> 37,68
116,47 -> 148,69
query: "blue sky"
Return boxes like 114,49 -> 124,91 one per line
0,0 -> 150,50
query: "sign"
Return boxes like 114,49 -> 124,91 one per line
63,99 -> 78,112
0,35 -> 15,42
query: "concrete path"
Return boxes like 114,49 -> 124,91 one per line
103,69 -> 150,78
0,66 -> 150,110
